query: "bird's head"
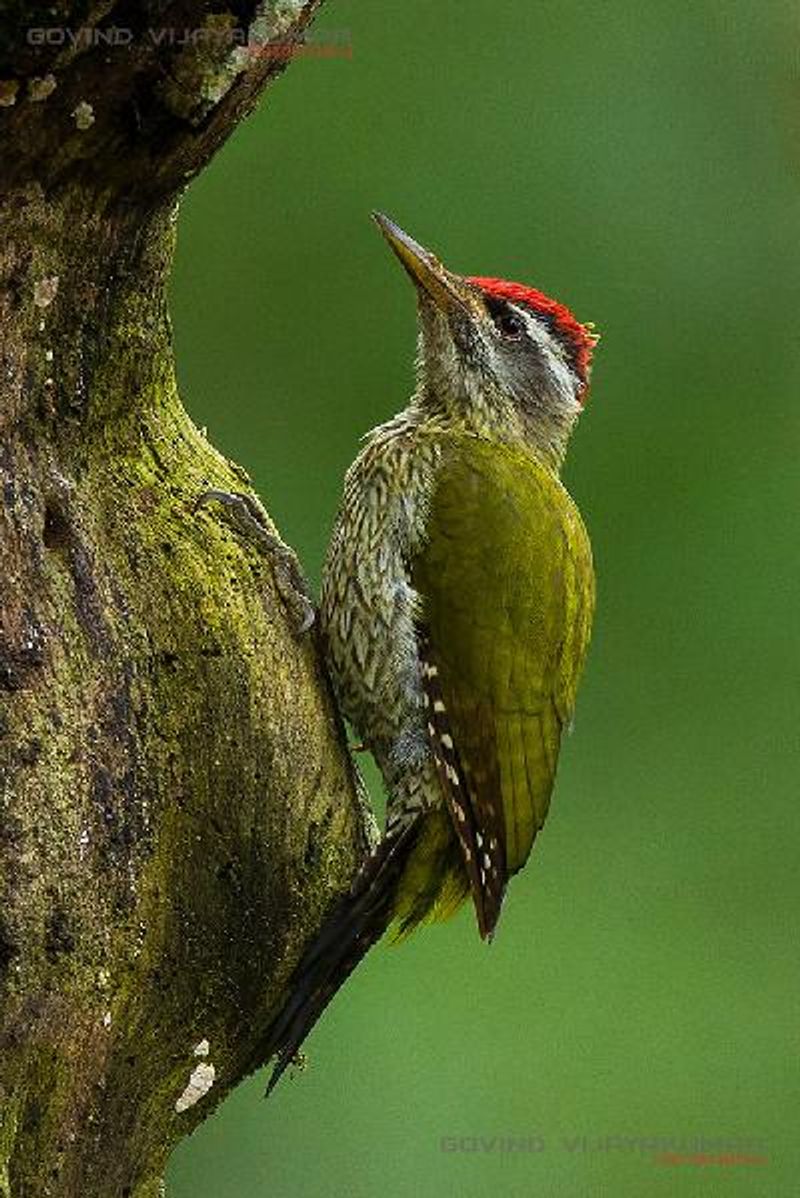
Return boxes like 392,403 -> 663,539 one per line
374,212 -> 598,468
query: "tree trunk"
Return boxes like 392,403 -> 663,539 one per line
0,6 -> 374,1196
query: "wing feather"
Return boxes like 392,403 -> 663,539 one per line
412,435 -> 594,931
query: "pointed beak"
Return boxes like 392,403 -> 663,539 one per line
372,212 -> 478,316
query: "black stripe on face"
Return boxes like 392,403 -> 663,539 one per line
484,295 -> 527,341
484,294 -> 581,384
521,306 -> 582,379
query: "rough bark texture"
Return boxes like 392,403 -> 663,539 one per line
0,5 -> 374,1196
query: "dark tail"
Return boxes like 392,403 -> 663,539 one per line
260,819 -> 420,1095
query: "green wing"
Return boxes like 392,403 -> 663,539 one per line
412,435 -> 594,923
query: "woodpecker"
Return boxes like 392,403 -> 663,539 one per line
261,213 -> 597,1091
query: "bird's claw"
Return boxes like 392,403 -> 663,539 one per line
196,489 -> 316,637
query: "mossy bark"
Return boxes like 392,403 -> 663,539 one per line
0,5 -> 374,1196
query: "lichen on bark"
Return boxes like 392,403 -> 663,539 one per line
0,5 -> 374,1196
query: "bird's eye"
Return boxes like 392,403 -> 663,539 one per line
497,311 -> 524,338
487,301 -> 525,340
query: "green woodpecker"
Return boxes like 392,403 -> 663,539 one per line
262,213 -> 597,1091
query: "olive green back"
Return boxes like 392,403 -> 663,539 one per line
412,436 -> 595,874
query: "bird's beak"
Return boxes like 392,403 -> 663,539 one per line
372,212 -> 477,316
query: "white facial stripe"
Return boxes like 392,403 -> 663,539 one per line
515,305 -> 570,366
515,305 -> 581,405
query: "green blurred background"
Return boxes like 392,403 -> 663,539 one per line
167,2 -> 799,1195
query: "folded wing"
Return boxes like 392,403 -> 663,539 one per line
412,435 -> 594,936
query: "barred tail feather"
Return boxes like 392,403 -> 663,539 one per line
261,819 -> 421,1095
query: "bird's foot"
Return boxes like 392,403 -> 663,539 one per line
195,489 -> 316,637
